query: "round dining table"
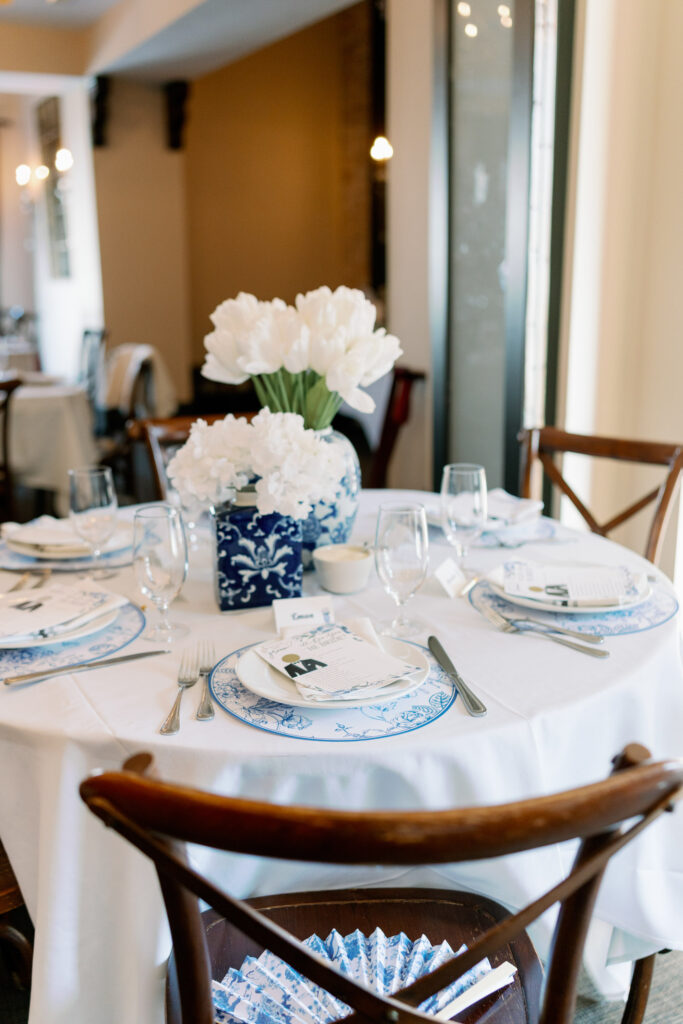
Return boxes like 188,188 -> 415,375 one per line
0,489 -> 682,1024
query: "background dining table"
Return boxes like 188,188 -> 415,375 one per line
9,381 -> 97,515
0,489 -> 681,1024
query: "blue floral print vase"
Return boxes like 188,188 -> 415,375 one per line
301,429 -> 361,570
212,496 -> 303,610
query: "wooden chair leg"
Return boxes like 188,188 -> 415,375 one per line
620,954 -> 656,1024
0,921 -> 33,990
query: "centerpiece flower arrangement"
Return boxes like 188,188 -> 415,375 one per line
201,285 -> 403,563
167,408 -> 345,609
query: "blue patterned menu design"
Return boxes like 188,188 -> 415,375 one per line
212,927 -> 492,1024
0,602 -> 145,678
0,540 -> 132,573
209,642 -> 456,742
470,581 -> 678,636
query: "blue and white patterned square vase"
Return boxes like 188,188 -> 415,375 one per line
212,503 -> 303,610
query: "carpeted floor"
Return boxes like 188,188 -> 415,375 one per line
2,949 -> 683,1023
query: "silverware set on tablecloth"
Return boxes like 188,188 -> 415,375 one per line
159,640 -> 216,735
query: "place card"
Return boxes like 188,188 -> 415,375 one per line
254,623 -> 417,701
435,557 -> 467,598
272,595 -> 335,634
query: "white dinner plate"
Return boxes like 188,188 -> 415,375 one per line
5,524 -> 133,561
236,637 -> 429,709
0,607 -> 120,649
486,565 -> 652,615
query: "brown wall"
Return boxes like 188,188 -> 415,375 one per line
185,3 -> 371,363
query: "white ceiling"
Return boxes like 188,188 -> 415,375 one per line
0,0 -> 358,80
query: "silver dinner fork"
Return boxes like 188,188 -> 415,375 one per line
195,641 -> 216,721
160,649 -> 199,735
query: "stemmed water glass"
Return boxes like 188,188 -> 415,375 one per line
133,505 -> 189,644
68,466 -> 119,580
374,503 -> 429,638
440,463 -> 488,575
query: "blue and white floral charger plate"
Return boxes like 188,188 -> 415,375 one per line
469,581 -> 678,637
209,641 -> 456,742
0,602 -> 145,679
0,540 -> 133,572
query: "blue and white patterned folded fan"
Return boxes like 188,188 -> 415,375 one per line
212,927 -> 507,1024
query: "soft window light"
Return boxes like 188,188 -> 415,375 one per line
501,15 -> 513,27
55,147 -> 73,172
15,164 -> 31,186
464,23 -> 478,38
497,4 -> 511,15
457,2 -> 471,15
370,136 -> 393,161
35,165 -> 50,180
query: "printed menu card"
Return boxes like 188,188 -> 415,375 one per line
0,582 -> 126,642
502,561 -> 647,607
254,624 -> 418,702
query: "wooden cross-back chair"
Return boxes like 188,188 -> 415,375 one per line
80,743 -> 683,1024
518,427 -> 683,564
0,838 -> 32,989
0,376 -> 21,522
368,367 -> 426,488
128,413 -> 255,501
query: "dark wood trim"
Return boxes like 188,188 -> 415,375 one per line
541,0 -> 576,504
164,81 -> 190,150
503,0 -> 535,495
91,76 -> 110,148
430,0 -> 451,488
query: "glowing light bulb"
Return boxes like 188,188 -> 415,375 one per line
35,165 -> 50,181
457,2 -> 471,15
15,164 -> 31,186
55,147 -> 73,172
501,15 -> 513,27
370,135 -> 394,161
464,23 -> 478,37
497,4 -> 511,15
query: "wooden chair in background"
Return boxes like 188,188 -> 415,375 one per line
0,839 -> 33,989
368,367 -> 426,488
0,376 -> 21,522
518,427 -> 683,564
80,743 -> 683,1024
128,413 -> 254,501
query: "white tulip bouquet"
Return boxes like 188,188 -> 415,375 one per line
201,286 -> 402,429
166,409 -> 344,520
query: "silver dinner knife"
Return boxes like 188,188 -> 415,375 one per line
427,636 -> 487,717
3,649 -> 169,687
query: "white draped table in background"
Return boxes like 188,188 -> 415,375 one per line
10,383 -> 97,514
0,490 -> 682,1024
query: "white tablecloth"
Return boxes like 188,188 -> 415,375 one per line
10,383 -> 97,513
0,490 -> 682,1024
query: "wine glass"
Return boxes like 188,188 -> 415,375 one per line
440,464 -> 488,574
374,503 -> 429,638
68,466 -> 119,580
133,505 -> 189,644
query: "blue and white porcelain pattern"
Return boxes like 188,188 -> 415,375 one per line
470,580 -> 678,637
0,602 -> 145,678
212,927 -> 492,1024
212,504 -> 303,610
209,641 -> 456,741
301,430 -> 361,570
0,540 -> 132,572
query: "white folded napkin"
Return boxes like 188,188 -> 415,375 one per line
2,517 -> 132,555
485,488 -> 543,526
0,580 -> 127,643
256,622 -> 417,702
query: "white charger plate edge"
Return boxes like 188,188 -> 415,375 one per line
235,637 -> 429,709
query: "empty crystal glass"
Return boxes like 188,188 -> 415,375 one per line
133,505 -> 189,644
68,466 -> 118,580
375,503 -> 429,638
440,464 -> 488,574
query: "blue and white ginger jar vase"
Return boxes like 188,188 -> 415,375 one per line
211,493 -> 303,610
301,428 -> 361,570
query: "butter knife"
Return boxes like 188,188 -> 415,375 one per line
3,649 -> 169,687
427,636 -> 487,717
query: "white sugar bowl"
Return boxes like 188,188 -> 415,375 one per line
312,544 -> 373,594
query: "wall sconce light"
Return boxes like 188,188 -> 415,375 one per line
55,147 -> 73,171
35,164 -> 50,181
15,164 -> 31,186
15,148 -> 74,189
370,135 -> 393,162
